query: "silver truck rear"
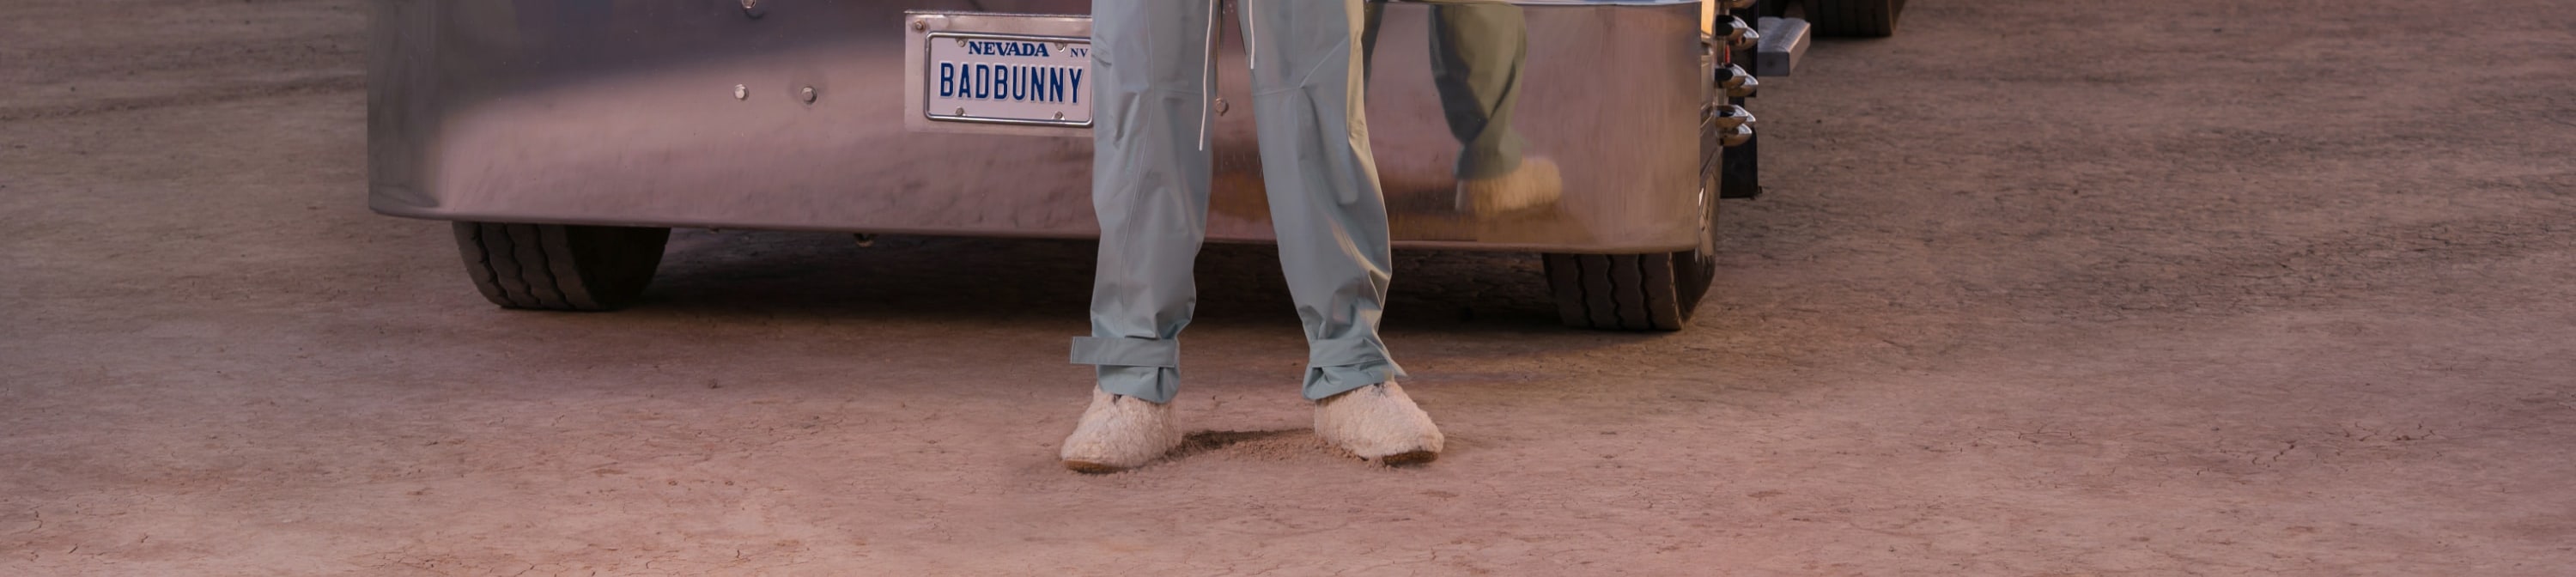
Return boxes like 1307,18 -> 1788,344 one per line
368,0 -> 1824,330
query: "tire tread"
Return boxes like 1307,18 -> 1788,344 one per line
479,223 -> 538,308
1543,252 -> 1703,331
451,222 -> 666,312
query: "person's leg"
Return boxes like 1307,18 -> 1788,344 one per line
1076,0 -> 1218,405
1239,0 -> 1402,401
1240,0 -> 1443,465
1061,0 -> 1217,472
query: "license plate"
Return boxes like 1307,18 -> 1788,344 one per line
922,32 -> 1093,128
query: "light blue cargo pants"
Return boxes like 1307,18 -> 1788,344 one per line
1073,0 -> 1403,404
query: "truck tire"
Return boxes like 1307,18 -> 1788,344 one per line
453,222 -> 669,311
1804,0 -> 1904,38
1542,191 -> 1719,331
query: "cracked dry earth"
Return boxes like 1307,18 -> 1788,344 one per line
6,0 -> 2576,575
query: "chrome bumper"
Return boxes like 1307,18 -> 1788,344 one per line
369,0 -> 1714,253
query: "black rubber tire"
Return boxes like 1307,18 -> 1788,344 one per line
1804,0 -> 1904,38
453,222 -> 669,311
1721,132 -> 1764,199
1542,189 -> 1720,331
1541,250 -> 1716,331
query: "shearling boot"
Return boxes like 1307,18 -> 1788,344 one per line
1060,389 -> 1182,473
1455,157 -> 1563,218
1314,382 -> 1444,465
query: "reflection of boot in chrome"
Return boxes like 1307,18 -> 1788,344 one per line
1315,382 -> 1444,465
1455,156 -> 1562,218
1059,389 -> 1182,473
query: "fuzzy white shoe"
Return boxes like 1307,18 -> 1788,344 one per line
1455,157 -> 1564,218
1059,389 -> 1182,473
1314,382 -> 1444,465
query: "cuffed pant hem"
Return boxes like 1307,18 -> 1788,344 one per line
1302,361 -> 1407,401
1075,336 -> 1182,404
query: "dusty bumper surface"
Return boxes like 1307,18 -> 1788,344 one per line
370,0 -> 1710,252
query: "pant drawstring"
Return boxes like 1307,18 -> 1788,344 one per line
1197,0 -> 1219,151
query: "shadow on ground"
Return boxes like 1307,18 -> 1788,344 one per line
633,230 -> 1581,333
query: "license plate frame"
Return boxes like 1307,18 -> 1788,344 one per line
918,30 -> 1093,129
903,11 -> 1095,137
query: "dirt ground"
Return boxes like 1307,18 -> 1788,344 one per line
6,0 -> 2575,574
